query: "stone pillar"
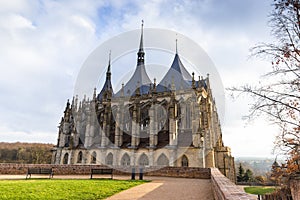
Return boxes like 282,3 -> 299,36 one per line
169,149 -> 177,166
181,103 -> 186,129
149,149 -> 154,166
106,108 -> 111,145
131,106 -> 137,147
149,104 -> 156,147
131,102 -> 140,147
114,110 -> 120,147
84,113 -> 91,148
169,99 -> 177,146
192,102 -> 201,147
101,112 -> 107,147
205,148 -> 215,168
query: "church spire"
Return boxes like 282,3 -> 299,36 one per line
105,50 -> 112,83
97,51 -> 113,101
137,20 -> 145,66
175,36 -> 178,54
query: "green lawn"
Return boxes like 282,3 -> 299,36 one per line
244,186 -> 276,195
0,179 -> 147,200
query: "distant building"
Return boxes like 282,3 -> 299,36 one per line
52,24 -> 235,181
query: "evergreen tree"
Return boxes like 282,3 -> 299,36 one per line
243,169 -> 253,182
237,163 -> 245,182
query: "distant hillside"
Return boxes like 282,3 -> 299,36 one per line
235,157 -> 283,176
0,142 -> 54,164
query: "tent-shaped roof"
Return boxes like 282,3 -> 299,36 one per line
97,55 -> 113,101
157,53 -> 192,92
115,22 -> 152,97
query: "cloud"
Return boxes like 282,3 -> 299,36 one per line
0,0 -> 277,158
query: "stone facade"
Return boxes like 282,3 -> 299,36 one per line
51,25 -> 235,182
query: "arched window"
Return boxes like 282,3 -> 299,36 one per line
106,153 -> 113,165
181,155 -> 189,167
63,153 -> 69,164
139,154 -> 149,166
77,151 -> 83,163
91,151 -> 97,164
121,153 -> 130,166
157,153 -> 169,166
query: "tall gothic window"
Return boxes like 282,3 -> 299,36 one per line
91,151 -> 97,164
63,153 -> 69,164
139,154 -> 149,166
121,153 -> 130,166
181,155 -> 189,167
106,153 -> 113,165
157,153 -> 169,166
77,151 -> 83,163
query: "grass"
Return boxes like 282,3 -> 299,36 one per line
244,186 -> 277,195
0,179 -> 147,200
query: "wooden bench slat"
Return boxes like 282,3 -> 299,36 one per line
90,168 -> 113,179
26,168 -> 53,179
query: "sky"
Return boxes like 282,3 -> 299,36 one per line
0,0 -> 279,158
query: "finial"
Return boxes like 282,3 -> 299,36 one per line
93,87 -> 97,100
175,34 -> 178,54
66,99 -> 70,109
107,50 -> 111,74
121,83 -> 124,97
75,95 -> 78,110
154,78 -> 156,85
192,72 -> 196,89
139,20 -> 144,51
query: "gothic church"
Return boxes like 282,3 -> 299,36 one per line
52,24 -> 235,180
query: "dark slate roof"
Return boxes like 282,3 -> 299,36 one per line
157,53 -> 192,92
115,64 -> 152,97
97,66 -> 113,101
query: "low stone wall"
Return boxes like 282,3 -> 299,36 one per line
0,164 -> 210,179
210,168 -> 256,200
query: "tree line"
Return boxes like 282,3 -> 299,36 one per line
0,142 -> 54,164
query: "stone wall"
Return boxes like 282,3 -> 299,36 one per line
0,164 -> 210,179
210,168 -> 256,200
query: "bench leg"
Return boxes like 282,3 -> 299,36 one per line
26,173 -> 31,179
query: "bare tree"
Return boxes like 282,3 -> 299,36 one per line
229,0 -> 300,173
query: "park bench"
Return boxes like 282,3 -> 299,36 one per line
26,168 -> 54,179
90,168 -> 113,179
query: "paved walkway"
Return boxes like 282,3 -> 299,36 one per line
106,176 -> 214,200
0,175 -> 214,200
